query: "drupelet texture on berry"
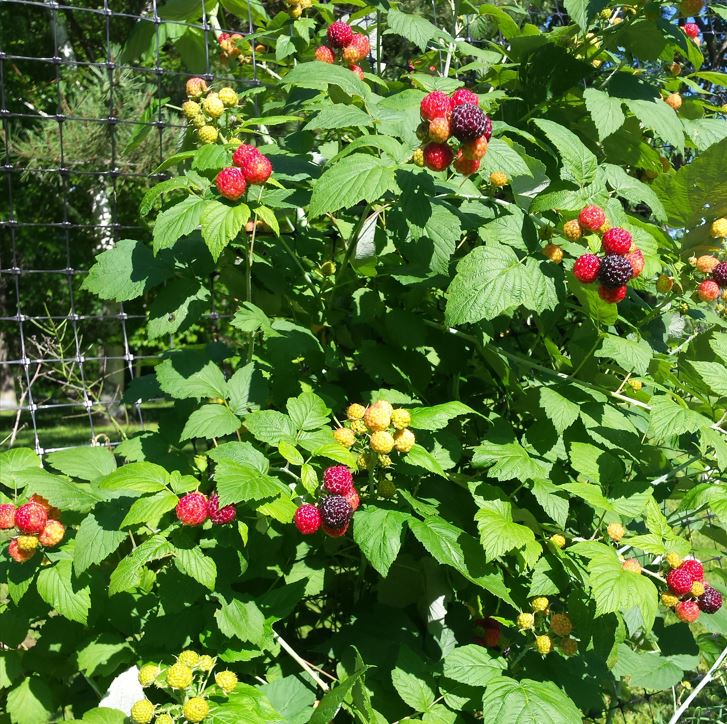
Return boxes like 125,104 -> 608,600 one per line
428,117 -> 451,143
344,486 -> 360,512
232,143 -> 260,168
578,205 -> 606,232
343,34 -> 370,63
319,495 -> 353,530
14,502 -> 47,535
625,249 -> 644,278
667,566 -> 695,595
450,104 -> 489,141
683,22 -> 699,38
327,20 -> 353,48
697,585 -> 723,614
423,143 -> 453,171
573,254 -> 601,283
8,538 -> 34,563
323,465 -> 354,495
451,88 -> 479,107
294,504 -> 321,535
207,494 -> 237,525
240,154 -> 272,185
322,521 -> 350,537
454,153 -> 480,176
680,559 -> 704,581
215,167 -> 247,201
39,520 -> 65,547
460,135 -> 488,160
599,255 -> 633,288
420,91 -> 453,121
675,599 -> 700,623
0,503 -> 15,529
176,492 -> 208,526
602,227 -> 632,255
563,219 -> 582,240
698,279 -> 720,301
315,45 -> 335,63
600,284 -> 626,303
712,262 -> 727,287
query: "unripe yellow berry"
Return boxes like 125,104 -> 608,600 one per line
490,171 -> 508,187
661,592 -> 679,608
412,147 -> 425,167
215,670 -> 238,694
550,613 -> 573,636
627,379 -> 642,392
183,697 -> 209,723
166,662 -> 193,689
186,77 -> 208,98
665,93 -> 682,110
370,430 -> 395,454
543,244 -> 563,264
138,663 -> 159,687
197,655 -> 214,671
535,635 -> 553,654
378,454 -> 392,466
351,419 -> 367,435
364,401 -> 392,431
598,222 -> 611,235
203,93 -> 225,119
347,403 -> 366,420
182,100 -> 200,119
377,478 -> 396,498
393,428 -> 416,453
16,535 -> 39,553
334,428 -> 356,448
197,125 -> 218,144
559,637 -> 578,656
607,522 -> 625,542
155,715 -> 174,724
517,612 -> 535,630
178,650 -> 199,668
531,597 -> 549,613
357,453 -> 369,470
695,255 -> 719,273
130,699 -> 155,724
666,552 -> 683,569
391,409 -> 412,430
218,87 -> 238,107
691,581 -> 705,596
190,114 -> 206,129
656,275 -> 674,293
290,4 -> 302,17
563,219 -> 582,241
549,533 -> 566,549
622,559 -> 641,574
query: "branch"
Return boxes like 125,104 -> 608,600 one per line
274,632 -> 331,691
668,645 -> 727,724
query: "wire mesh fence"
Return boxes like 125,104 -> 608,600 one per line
0,0 -> 260,454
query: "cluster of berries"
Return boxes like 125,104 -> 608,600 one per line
412,89 -> 492,175
182,78 -> 238,145
131,650 -> 238,724
294,465 -> 359,538
285,0 -> 312,19
217,32 -> 244,64
691,219 -> 727,304
175,492 -> 236,527
569,205 -> 644,304
334,400 -> 416,471
215,144 -> 273,202
516,598 -> 578,657
314,21 -> 370,80
1,496 -> 65,563
661,555 -> 723,622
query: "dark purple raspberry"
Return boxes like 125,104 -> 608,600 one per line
698,585 -> 723,614
482,115 -> 492,142
712,262 -> 727,287
598,254 -> 633,289
318,495 -> 353,531
207,494 -> 237,525
450,104 -> 489,142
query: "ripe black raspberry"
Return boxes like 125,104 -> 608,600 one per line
318,495 -> 353,531
697,585 -> 723,614
712,262 -> 727,287
450,104 -> 489,142
598,254 -> 633,289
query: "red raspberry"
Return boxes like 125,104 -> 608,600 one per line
712,262 -> 727,287
38,520 -> 65,548
573,254 -> 601,283
474,617 -> 501,648
675,599 -> 700,623
667,566 -> 695,595
579,205 -> 606,232
207,494 -> 237,525
323,466 -> 353,495
344,486 -> 360,512
215,167 -> 247,201
461,135 -> 488,160
683,22 -> 699,38
314,46 -> 335,63
232,143 -> 260,168
349,64 -> 365,80
420,91 -> 454,121
680,559 -> 704,581
625,248 -> 644,278
602,227 -> 632,255
327,20 -> 353,49
343,33 -> 370,63
0,503 -> 16,529
239,154 -> 272,185
14,503 -> 47,535
599,285 -> 627,303
698,279 -> 720,301
697,585 -> 723,614
451,88 -> 479,107
454,152 -> 480,176
322,521 -> 349,537
294,504 -> 321,535
176,493 -> 208,526
428,117 -> 451,143
423,142 -> 453,171
8,538 -> 35,563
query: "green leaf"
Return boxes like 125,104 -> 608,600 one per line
200,200 -> 250,260
409,402 -> 476,430
46,447 -> 116,481
443,645 -> 506,687
36,560 -> 91,624
259,676 -> 316,724
445,245 -> 526,326
214,459 -> 288,506
309,155 -> 397,219
625,98 -> 684,152
286,392 -> 330,431
648,396 -> 708,441
281,61 -> 368,98
602,164 -> 667,222
533,118 -> 598,186
308,668 -> 367,724
353,507 -> 411,577
385,8 -> 448,50
73,512 -> 127,575
140,176 -> 191,216
174,546 -> 217,590
109,535 -> 174,595
278,441 -> 304,466
0,448 -> 41,488
531,480 -> 569,528
481,138 -> 532,178
156,356 -> 228,400
180,404 -> 241,440
6,677 -> 55,724
304,105 -> 372,130
568,442 -> 625,485
404,444 -> 448,478
612,644 -> 695,691
215,598 -> 265,645
472,439 -> 547,482
481,677 -> 581,723
152,196 -> 206,253
392,668 -> 436,712
121,490 -> 178,528
147,278 -> 210,339
209,684 -> 281,723
244,410 -> 297,445
227,363 -> 266,416
539,387 -> 580,433
26,473 -> 101,512
255,206 -> 280,237
475,501 -> 540,562
81,239 -> 172,301
689,361 -> 727,396
583,88 -> 625,141
98,461 -> 169,496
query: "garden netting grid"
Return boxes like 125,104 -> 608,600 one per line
0,0 -> 259,454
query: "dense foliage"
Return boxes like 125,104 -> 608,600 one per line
2,0 -> 727,722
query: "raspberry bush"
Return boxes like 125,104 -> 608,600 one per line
2,1 -> 727,722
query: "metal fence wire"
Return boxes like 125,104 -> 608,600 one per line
0,0 -> 259,454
